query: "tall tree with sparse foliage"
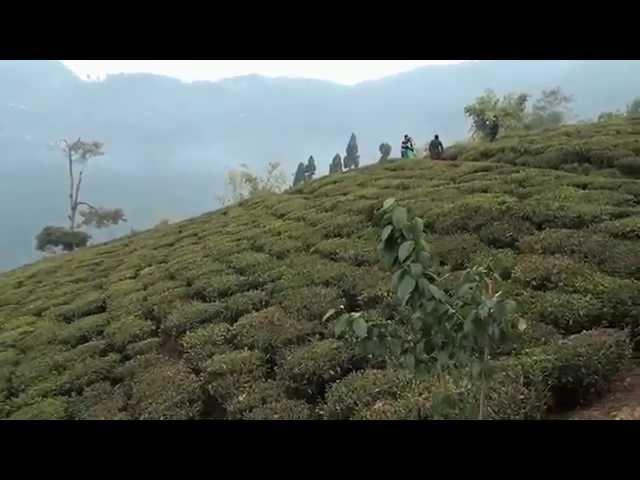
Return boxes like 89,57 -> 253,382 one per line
379,142 -> 392,162
293,162 -> 307,187
35,138 -> 126,253
218,162 -> 288,206
305,156 -> 316,181
344,133 -> 360,170
329,153 -> 343,174
464,90 -> 529,141
627,98 -> 640,116
526,87 -> 573,129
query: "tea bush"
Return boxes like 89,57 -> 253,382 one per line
277,339 -> 360,398
1,120 -> 638,419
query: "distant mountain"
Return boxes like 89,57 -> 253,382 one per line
1,60 -> 639,271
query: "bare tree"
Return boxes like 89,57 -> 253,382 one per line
35,138 -> 126,253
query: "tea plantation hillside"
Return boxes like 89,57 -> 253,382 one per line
2,120 -> 640,419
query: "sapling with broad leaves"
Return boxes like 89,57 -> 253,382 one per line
329,198 -> 524,419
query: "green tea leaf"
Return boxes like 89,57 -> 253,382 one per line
334,315 -> 350,337
382,198 -> 397,211
392,207 -> 408,229
409,263 -> 423,278
381,225 -> 394,242
391,270 -> 404,291
397,275 -> 417,306
352,316 -> 368,339
427,284 -> 448,303
398,241 -> 415,263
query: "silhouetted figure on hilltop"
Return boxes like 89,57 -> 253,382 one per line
487,116 -> 500,142
429,134 -> 444,159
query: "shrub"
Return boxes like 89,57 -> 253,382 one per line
313,237 -> 378,266
519,229 -> 640,279
58,353 -> 120,395
232,306 -> 317,353
161,301 -> 226,337
323,368 -> 415,419
510,321 -> 561,351
469,249 -> 517,280
276,285 -> 342,324
106,290 -> 148,317
504,329 -> 631,410
226,251 -> 277,276
35,226 -> 90,252
104,315 -> 156,350
316,214 -> 366,239
181,323 -> 234,368
441,144 -> 466,161
339,329 -> 630,419
594,217 -> 640,240
243,399 -> 315,420
58,312 -> 110,347
225,380 -> 288,419
478,220 -> 536,249
48,291 -> 106,322
520,201 -> 621,230
520,291 -> 604,334
189,274 -> 249,302
128,360 -> 203,419
511,254 -> 602,292
202,350 -> 267,405
560,163 -> 593,176
616,157 -> 640,177
430,234 -> 489,270
9,345 -> 68,398
113,353 -> 165,381
277,339 -> 359,398
70,382 -> 128,419
218,290 -> 270,323
433,199 -> 516,234
124,338 -> 162,359
8,397 -> 69,420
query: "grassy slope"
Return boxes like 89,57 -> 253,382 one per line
2,120 -> 640,420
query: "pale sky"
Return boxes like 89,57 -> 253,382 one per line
61,60 -> 471,86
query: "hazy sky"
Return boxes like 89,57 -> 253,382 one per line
61,60 -> 470,85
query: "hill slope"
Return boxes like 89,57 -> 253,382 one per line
3,60 -> 640,271
2,120 -> 640,419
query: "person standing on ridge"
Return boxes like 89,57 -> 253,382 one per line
429,134 -> 444,160
488,115 -> 500,142
401,134 -> 416,159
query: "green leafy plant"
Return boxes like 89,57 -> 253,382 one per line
330,198 -> 523,419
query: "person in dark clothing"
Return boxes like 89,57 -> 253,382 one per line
428,134 -> 444,159
487,116 -> 500,142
